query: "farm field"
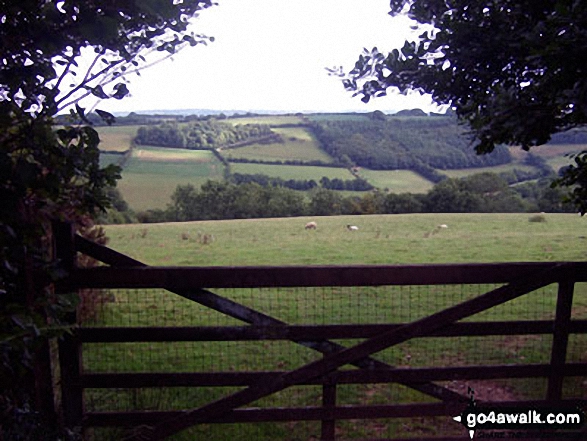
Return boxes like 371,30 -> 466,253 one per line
116,147 -> 224,211
86,213 -> 587,440
96,125 -> 140,152
99,151 -> 125,168
223,126 -> 333,163
306,113 -> 371,122
104,213 -> 587,266
440,163 -> 537,179
226,115 -> 304,126
356,168 -> 434,193
229,162 -> 354,181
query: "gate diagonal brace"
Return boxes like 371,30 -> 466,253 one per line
75,235 -> 465,405
137,265 -> 562,440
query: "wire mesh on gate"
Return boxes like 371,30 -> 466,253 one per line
78,281 -> 580,440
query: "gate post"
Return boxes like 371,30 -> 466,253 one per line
547,280 -> 574,402
53,222 -> 84,430
321,372 -> 337,440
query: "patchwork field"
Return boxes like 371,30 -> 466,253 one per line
229,162 -> 354,181
116,147 -> 224,211
96,125 -> 140,152
356,168 -> 435,193
224,126 -> 333,163
94,117 -> 587,215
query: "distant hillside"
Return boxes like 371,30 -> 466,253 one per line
309,115 -> 512,174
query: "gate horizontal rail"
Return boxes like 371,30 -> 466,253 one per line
81,364 -> 587,388
60,261 -> 587,289
76,320 -> 587,342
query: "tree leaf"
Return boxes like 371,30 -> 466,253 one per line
112,83 -> 129,100
89,85 -> 109,99
95,109 -> 116,125
75,104 -> 92,125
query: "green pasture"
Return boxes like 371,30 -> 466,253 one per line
223,126 -> 333,163
96,125 -> 140,152
229,162 -> 354,181
99,152 -> 125,168
357,168 -> 434,193
440,163 -> 537,179
306,113 -> 371,122
104,213 -> 587,266
86,213 -> 586,440
226,115 -> 304,126
513,143 -> 587,160
116,147 -> 224,211
508,143 -> 587,174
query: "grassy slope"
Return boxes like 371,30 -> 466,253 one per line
104,213 -> 587,266
92,214 -> 587,440
440,163 -> 537,178
229,162 -> 354,181
226,115 -> 304,125
356,169 -> 434,193
96,125 -> 140,152
224,127 -> 334,163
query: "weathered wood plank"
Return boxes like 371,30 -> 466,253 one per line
83,399 -> 585,426
61,261 -> 587,289
80,363 -> 587,388
76,320 -> 587,342
547,281 -> 575,401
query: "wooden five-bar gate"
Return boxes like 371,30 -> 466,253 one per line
52,223 -> 587,440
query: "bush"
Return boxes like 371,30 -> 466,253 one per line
528,214 -> 547,223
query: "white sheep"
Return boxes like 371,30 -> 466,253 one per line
346,224 -> 359,231
438,224 -> 448,229
305,221 -> 317,230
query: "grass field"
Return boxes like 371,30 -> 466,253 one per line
86,214 -> 587,440
226,115 -> 304,126
356,168 -> 435,193
229,162 -> 354,181
99,152 -> 126,168
508,144 -> 587,174
440,163 -> 537,179
103,213 -> 587,266
223,127 -> 333,163
96,125 -> 140,152
306,113 -> 371,122
116,147 -> 224,211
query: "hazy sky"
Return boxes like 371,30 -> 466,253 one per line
93,0 -> 439,114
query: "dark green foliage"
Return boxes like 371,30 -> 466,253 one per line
227,157 -> 346,168
383,193 -> 424,214
309,117 -> 512,172
338,0 -> 587,212
553,151 -> 587,213
168,182 -> 307,221
135,120 -> 274,149
514,176 -> 577,214
95,188 -> 138,224
1,0 -> 216,437
152,171 -> 567,223
422,173 -> 531,213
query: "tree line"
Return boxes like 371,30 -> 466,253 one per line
134,119 -> 273,149
309,117 -> 513,171
122,172 -> 573,224
229,173 -> 373,191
